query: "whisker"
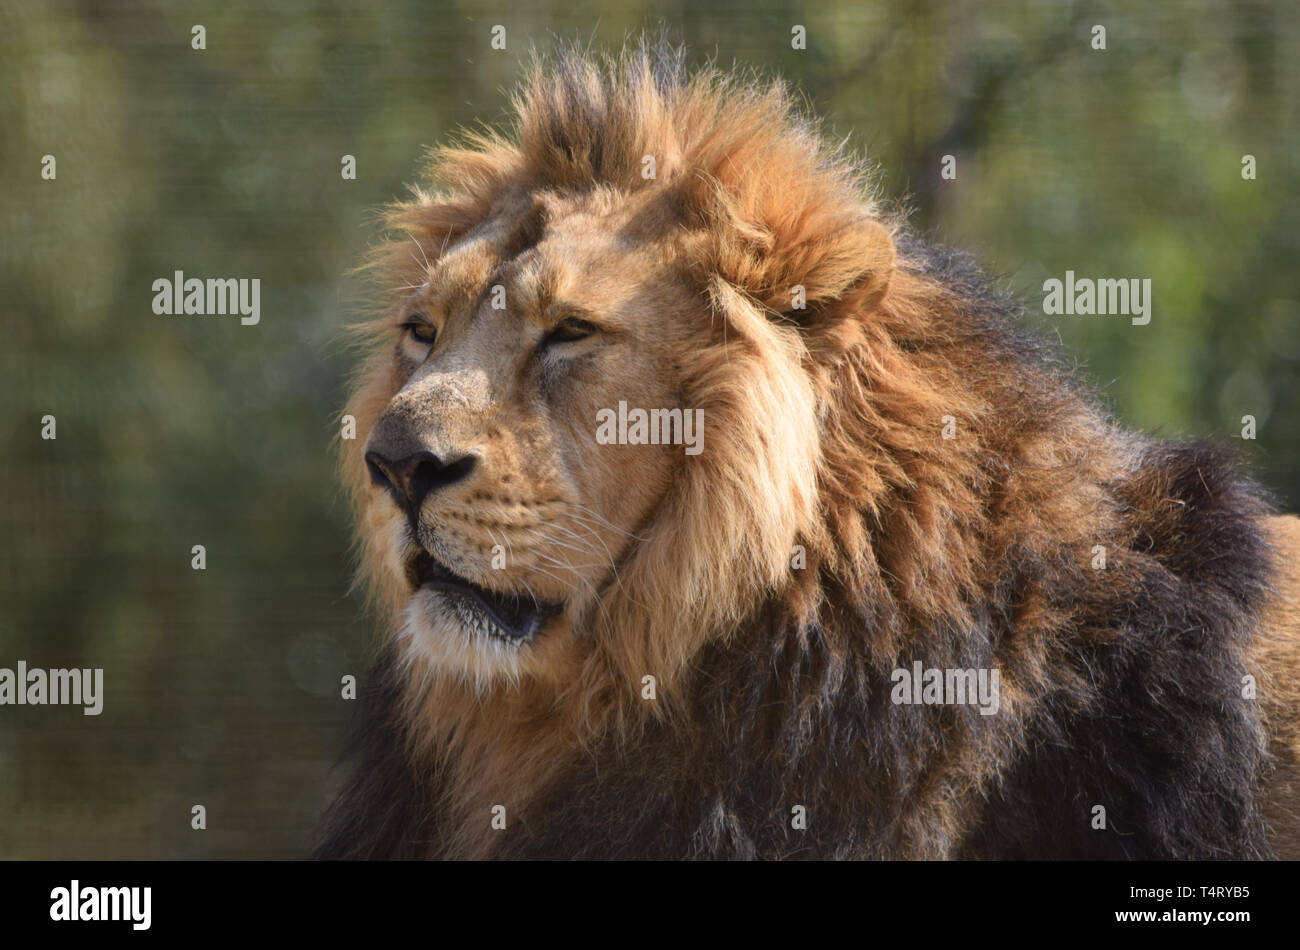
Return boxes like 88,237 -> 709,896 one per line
524,561 -> 598,600
404,230 -> 432,271
524,525 -> 599,560
564,503 -> 646,541
522,535 -> 603,580
516,577 -> 541,613
553,510 -> 623,587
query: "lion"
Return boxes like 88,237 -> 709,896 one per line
317,40 -> 1300,860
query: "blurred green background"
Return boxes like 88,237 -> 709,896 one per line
1,0 -> 1296,858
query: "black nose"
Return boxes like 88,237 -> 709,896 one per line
364,450 -> 477,518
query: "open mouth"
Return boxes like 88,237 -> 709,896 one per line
406,550 -> 560,643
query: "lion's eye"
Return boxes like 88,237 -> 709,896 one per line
402,321 -> 437,346
542,317 -> 598,347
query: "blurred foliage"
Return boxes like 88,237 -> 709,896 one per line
0,0 -> 1296,857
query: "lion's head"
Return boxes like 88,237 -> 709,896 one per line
344,42 -> 899,698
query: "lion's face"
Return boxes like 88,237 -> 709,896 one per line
361,188 -> 704,681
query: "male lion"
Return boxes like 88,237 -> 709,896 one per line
318,42 -> 1300,859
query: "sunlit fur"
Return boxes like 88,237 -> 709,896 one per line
319,40 -> 1300,860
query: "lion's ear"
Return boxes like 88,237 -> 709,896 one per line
691,173 -> 896,323
770,216 -> 896,322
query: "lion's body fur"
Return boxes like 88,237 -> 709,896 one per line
317,42 -> 1300,860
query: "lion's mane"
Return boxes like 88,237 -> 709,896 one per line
318,41 -> 1276,859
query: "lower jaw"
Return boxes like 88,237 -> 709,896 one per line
421,584 -> 551,645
